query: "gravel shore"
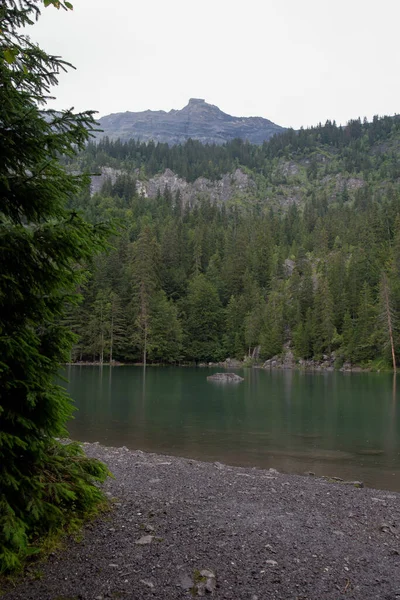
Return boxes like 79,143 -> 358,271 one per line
3,442 -> 400,600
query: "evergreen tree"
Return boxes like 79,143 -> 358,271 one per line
260,286 -> 285,359
224,295 -> 246,358
88,290 -> 110,363
378,272 -> 397,371
182,275 -> 223,362
129,225 -> 160,366
353,283 -> 377,363
313,274 -> 335,358
148,291 -> 183,363
0,0 -> 109,572
244,304 -> 264,357
293,309 -> 314,359
340,311 -> 356,363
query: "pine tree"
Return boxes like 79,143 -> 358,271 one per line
378,272 -> 397,371
353,283 -> 377,364
182,274 -> 223,362
260,286 -> 285,359
293,309 -> 314,359
0,0 -> 110,572
129,225 -> 160,366
313,274 -> 335,358
341,311 -> 355,363
88,290 -> 110,363
244,304 -> 264,357
108,291 -> 126,363
148,291 -> 183,363
224,295 -> 246,358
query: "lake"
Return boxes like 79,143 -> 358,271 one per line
64,365 -> 400,491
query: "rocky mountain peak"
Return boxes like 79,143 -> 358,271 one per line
97,100 -> 285,145
188,98 -> 205,105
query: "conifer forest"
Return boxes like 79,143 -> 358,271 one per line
66,115 -> 400,370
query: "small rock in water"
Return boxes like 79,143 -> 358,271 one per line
207,372 -> 244,383
135,535 -> 154,545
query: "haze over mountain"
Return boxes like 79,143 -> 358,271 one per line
97,99 -> 285,145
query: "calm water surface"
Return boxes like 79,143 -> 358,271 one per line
64,366 -> 400,491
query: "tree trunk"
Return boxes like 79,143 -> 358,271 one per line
100,299 -> 104,365
382,273 -> 396,373
143,324 -> 147,368
110,312 -> 114,364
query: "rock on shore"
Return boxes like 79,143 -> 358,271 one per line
3,443 -> 400,600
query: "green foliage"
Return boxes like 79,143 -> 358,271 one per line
182,275 -> 224,362
0,0 -> 110,572
148,291 -> 183,363
260,286 -> 285,360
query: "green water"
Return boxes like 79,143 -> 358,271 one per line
65,366 -> 400,491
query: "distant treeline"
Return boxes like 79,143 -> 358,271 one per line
71,114 -> 400,182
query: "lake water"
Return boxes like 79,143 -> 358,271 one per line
64,366 -> 400,491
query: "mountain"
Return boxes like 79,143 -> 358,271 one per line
97,98 -> 285,145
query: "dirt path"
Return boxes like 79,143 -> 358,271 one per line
3,443 -> 400,599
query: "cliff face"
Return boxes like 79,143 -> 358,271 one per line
97,98 -> 285,145
90,167 -> 256,206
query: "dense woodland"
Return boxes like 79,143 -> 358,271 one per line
66,114 -> 400,369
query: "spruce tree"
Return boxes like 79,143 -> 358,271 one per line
353,283 -> 377,364
182,274 -> 223,362
148,291 -> 183,363
0,0 -> 110,572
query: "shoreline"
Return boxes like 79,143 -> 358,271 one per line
3,443 -> 400,599
65,360 -> 391,373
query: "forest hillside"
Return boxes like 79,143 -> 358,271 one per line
65,114 -> 400,369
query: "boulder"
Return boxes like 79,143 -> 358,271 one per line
207,372 -> 244,383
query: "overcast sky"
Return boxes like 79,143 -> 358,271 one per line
31,0 -> 399,129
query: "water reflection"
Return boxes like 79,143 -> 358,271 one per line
64,366 -> 400,491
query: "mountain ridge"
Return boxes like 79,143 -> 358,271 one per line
97,98 -> 285,145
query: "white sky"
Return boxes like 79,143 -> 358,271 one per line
31,0 -> 400,129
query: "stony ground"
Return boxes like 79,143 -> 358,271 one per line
2,443 -> 400,600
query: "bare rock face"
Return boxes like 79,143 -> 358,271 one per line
144,167 -> 255,206
90,166 -> 122,196
207,372 -> 244,383
90,166 -> 255,206
97,98 -> 284,145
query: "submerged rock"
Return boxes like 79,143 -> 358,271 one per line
207,372 -> 244,383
